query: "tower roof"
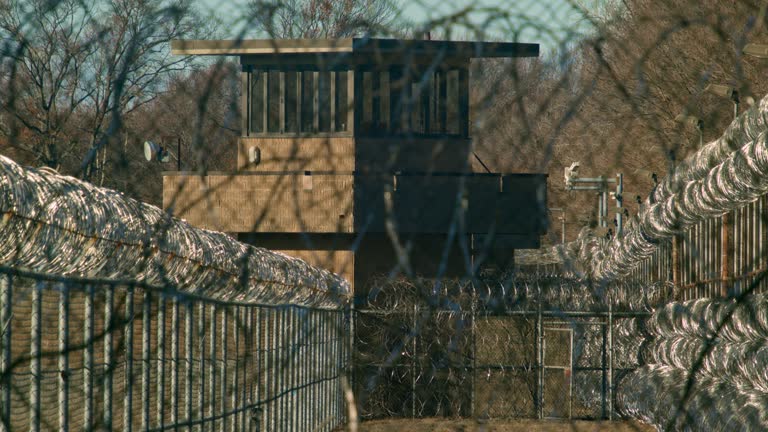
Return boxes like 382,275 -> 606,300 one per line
171,38 -> 539,59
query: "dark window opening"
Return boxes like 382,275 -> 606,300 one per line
284,71 -> 298,133
301,71 -> 315,133
318,71 -> 331,132
447,70 -> 460,135
249,70 -> 264,134
267,70 -> 280,133
357,67 -> 463,136
246,68 -> 350,135
335,71 -> 348,131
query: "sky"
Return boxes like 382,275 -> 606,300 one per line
196,0 -> 597,54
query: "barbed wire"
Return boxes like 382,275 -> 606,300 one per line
0,154 -> 349,307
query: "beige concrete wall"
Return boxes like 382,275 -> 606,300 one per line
237,137 -> 355,171
276,249 -> 354,292
163,173 -> 354,233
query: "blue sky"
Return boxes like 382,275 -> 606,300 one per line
197,0 -> 596,54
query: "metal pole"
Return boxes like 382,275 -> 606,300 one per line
198,302 -> 206,432
470,306 -> 476,417
157,294 -> 166,429
29,282 -> 42,432
177,137 -> 182,171
608,302 -> 614,421
185,301 -> 193,432
124,287 -> 135,432
0,275 -> 10,432
233,306 -> 241,432
171,297 -> 180,429
209,304 -> 217,430
597,190 -> 604,228
602,187 -> 609,228
58,283 -> 70,432
411,304 -> 417,419
221,306 -> 228,432
562,213 -> 566,244
722,212 -> 732,296
142,291 -> 151,431
84,284 -> 94,431
537,285 -> 543,419
616,173 -> 623,235
104,288 -> 114,431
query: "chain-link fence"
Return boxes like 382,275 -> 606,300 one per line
352,277 -> 649,422
0,266 -> 349,432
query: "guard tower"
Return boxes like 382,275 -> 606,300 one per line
162,38 -> 547,298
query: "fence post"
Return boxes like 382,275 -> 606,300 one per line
411,304 -> 417,419
185,301 -> 193,432
142,291 -> 151,431
221,306 -> 228,432
104,288 -> 114,431
672,235 -> 681,295
29,281 -> 42,432
722,212 -> 732,296
157,294 -> 166,429
537,286 -> 543,420
470,304 -> 476,418
608,302 -> 613,421
84,284 -> 94,431
209,304 -> 217,431
124,287 -> 135,432
172,297 -> 180,429
0,274 -> 10,432
198,302 -> 206,432
58,282 -> 70,432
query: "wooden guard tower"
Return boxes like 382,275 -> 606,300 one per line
162,38 -> 548,299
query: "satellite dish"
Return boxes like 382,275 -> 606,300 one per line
144,141 -> 161,161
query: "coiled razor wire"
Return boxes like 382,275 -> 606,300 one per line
605,293 -> 768,430
0,154 -> 350,307
520,93 -> 768,281
363,273 -> 672,313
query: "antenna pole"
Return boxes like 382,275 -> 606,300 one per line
177,137 -> 181,171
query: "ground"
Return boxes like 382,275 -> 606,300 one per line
353,418 -> 655,432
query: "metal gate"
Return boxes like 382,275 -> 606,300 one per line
543,327 -> 573,419
354,306 -> 646,421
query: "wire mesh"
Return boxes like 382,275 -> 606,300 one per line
0,267 -> 349,432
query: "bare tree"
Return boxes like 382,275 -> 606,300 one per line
0,0 -> 204,179
248,0 -> 401,38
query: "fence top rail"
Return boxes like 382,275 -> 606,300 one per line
0,264 -> 348,311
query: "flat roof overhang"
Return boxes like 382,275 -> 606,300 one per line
171,38 -> 539,59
